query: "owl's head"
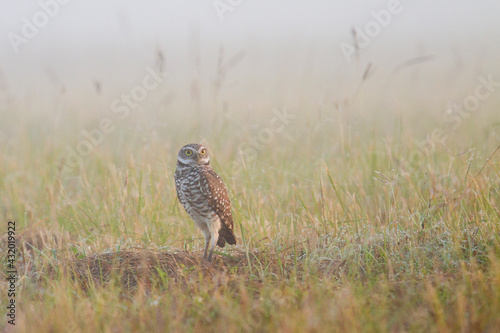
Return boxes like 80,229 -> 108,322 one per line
177,143 -> 210,166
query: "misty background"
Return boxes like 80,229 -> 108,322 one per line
1,0 -> 499,153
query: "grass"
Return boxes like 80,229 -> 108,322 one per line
1,60 -> 500,332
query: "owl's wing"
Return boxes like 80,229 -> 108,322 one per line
199,170 -> 234,229
199,170 -> 236,245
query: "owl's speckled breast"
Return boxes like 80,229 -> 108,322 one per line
175,166 -> 217,225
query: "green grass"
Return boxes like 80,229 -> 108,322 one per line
1,69 -> 500,332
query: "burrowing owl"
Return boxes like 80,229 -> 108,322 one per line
174,143 -> 236,260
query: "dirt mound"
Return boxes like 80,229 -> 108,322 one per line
54,249 -> 257,290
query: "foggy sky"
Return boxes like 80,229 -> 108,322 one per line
1,0 -> 499,97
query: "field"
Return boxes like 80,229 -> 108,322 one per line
1,49 -> 500,332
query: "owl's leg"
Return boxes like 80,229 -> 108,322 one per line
203,234 -> 211,259
207,234 -> 218,261
206,218 -> 221,261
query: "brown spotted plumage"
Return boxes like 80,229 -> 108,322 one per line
174,143 -> 236,260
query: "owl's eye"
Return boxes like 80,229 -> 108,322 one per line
200,149 -> 207,155
185,150 -> 193,156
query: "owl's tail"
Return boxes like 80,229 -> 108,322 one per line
217,226 -> 236,247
